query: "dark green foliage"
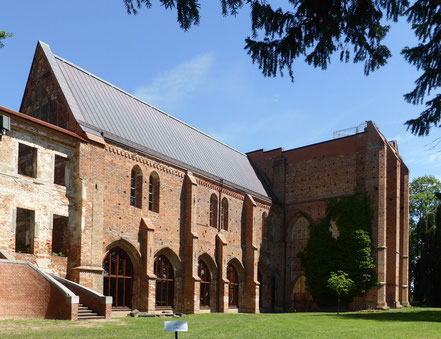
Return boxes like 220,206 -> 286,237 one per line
409,175 -> 441,300
299,193 -> 376,306
122,0 -> 441,136
413,204 -> 441,306
402,1 -> 441,135
0,31 -> 13,48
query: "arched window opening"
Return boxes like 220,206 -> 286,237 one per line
154,255 -> 174,307
262,212 -> 268,240
258,269 -> 263,309
209,194 -> 218,228
220,198 -> 229,230
130,166 -> 143,208
103,247 -> 133,309
227,264 -> 239,307
149,172 -> 160,212
198,260 -> 211,308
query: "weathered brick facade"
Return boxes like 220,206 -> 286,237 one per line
0,41 -> 409,317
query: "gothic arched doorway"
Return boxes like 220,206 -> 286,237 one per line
293,275 -> 312,312
103,247 -> 133,309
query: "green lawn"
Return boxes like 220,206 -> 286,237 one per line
1,308 -> 441,339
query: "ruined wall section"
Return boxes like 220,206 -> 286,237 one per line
0,118 -> 77,277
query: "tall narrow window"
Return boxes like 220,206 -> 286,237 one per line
103,247 -> 133,308
130,166 -> 143,208
18,143 -> 37,178
262,212 -> 268,240
149,172 -> 160,212
155,255 -> 174,307
220,198 -> 229,230
54,155 -> 67,186
15,208 -> 35,254
52,215 -> 68,256
227,264 -> 239,307
198,260 -> 211,307
209,194 -> 218,228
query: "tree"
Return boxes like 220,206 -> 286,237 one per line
327,271 -> 354,315
413,204 -> 441,306
0,31 -> 13,48
409,175 -> 441,302
299,193 -> 376,306
122,0 -> 441,136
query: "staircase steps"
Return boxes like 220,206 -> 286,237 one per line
77,303 -> 105,320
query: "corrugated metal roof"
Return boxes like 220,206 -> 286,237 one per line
39,42 -> 269,199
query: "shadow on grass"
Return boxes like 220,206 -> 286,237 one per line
315,309 -> 441,323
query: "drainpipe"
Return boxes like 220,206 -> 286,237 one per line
218,179 -> 223,232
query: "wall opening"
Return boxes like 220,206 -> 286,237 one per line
54,155 -> 67,186
52,215 -> 68,256
15,208 -> 35,254
18,143 -> 37,178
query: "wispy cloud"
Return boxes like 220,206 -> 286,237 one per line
134,52 -> 215,110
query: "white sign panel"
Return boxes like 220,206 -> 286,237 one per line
164,321 -> 188,332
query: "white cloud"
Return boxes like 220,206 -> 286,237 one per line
134,52 -> 215,110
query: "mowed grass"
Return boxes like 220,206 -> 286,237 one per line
1,307 -> 441,339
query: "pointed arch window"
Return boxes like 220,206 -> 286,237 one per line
149,172 -> 160,212
227,264 -> 239,307
198,260 -> 211,307
154,255 -> 174,307
103,247 -> 133,309
262,212 -> 268,240
209,194 -> 218,228
220,198 -> 229,230
130,166 -> 143,208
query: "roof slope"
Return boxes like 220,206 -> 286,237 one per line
39,42 -> 268,198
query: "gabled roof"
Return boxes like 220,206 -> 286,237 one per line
37,41 -> 269,199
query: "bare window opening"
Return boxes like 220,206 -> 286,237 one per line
52,215 -> 69,257
54,155 -> 67,186
130,166 -> 143,208
18,143 -> 37,178
15,208 -> 35,254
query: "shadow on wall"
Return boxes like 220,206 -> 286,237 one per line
313,309 -> 441,323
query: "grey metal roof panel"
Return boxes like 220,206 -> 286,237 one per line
42,44 -> 268,198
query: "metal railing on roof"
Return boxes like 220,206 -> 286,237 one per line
333,122 -> 367,139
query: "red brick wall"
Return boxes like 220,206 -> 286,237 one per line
0,261 -> 76,319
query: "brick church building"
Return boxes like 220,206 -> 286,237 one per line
0,41 -> 409,319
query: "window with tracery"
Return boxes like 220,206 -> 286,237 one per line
198,260 -> 211,307
227,264 -> 239,307
155,255 -> 174,307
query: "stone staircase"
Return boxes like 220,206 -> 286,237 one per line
77,303 -> 105,320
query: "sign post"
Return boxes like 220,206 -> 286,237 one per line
164,321 -> 188,339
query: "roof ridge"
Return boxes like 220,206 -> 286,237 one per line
53,54 -> 247,157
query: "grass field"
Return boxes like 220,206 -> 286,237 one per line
1,307 -> 440,339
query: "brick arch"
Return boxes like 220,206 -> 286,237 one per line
285,214 -> 311,312
103,239 -> 143,310
154,247 -> 182,275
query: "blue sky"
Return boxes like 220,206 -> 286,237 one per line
1,1 -> 440,180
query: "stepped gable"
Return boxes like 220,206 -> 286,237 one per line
35,41 -> 268,199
